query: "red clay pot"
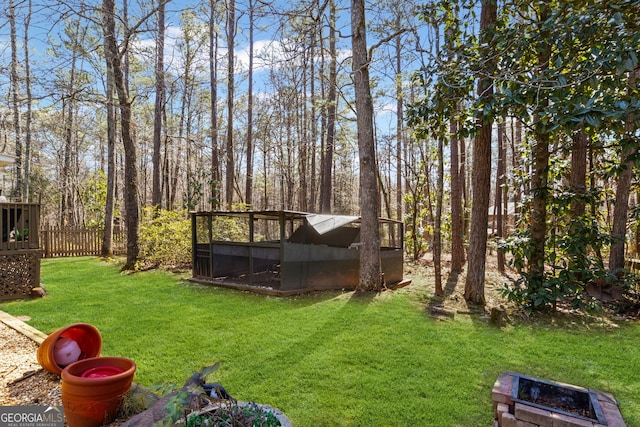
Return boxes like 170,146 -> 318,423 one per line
37,323 -> 102,374
61,356 -> 136,427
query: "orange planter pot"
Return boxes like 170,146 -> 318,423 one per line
37,323 -> 102,374
61,356 -> 136,427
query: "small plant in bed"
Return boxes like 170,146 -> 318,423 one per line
186,401 -> 281,427
157,364 -> 286,427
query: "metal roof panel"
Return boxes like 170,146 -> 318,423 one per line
305,214 -> 360,235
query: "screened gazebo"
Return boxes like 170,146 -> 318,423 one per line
190,210 -> 406,295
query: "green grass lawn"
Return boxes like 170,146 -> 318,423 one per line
2,257 -> 640,426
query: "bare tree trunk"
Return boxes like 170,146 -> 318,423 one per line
23,0 -> 32,201
102,0 -> 140,269
510,119 -> 523,214
567,128 -> 588,273
285,110 -> 295,206
62,94 -> 72,225
209,0 -> 221,209
460,133 -> 469,244
609,69 -> 639,273
175,27 -> 197,210
434,136 -> 444,295
300,49 -> 309,212
318,24 -> 327,211
450,116 -> 464,273
151,0 -> 165,209
309,28 -> 317,212
171,105 -> 185,209
182,62 -> 194,209
245,0 -> 255,207
395,30 -> 403,222
62,11 -> 84,226
378,164 -> 392,220
320,0 -> 337,213
225,0 -> 236,208
352,0 -> 381,292
163,139 -> 171,206
123,0 -> 130,90
464,0 -> 497,305
102,54 -> 116,257
528,1 -> 552,285
529,130 -> 550,281
496,120 -> 506,273
9,0 -> 22,200
446,6 -> 464,273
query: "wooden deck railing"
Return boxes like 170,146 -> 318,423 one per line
1,203 -> 125,299
0,202 -> 40,251
0,203 -> 41,299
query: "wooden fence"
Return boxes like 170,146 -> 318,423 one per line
41,227 -> 126,258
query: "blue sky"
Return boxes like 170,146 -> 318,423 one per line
0,0 -> 431,141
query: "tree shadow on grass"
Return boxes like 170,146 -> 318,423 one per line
349,289 -> 377,303
229,289 -> 376,390
426,270 -> 462,319
443,270 -> 461,298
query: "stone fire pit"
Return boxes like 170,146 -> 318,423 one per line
492,371 -> 626,427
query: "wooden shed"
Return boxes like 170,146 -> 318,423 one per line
190,210 -> 405,295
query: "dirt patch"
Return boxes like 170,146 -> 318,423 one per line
404,252 -> 640,326
403,252 -> 518,315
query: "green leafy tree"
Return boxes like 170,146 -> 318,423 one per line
494,0 -> 640,310
410,0 -> 639,310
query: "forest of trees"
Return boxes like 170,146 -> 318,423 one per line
0,0 -> 638,306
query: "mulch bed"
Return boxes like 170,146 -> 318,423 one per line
0,320 -> 61,407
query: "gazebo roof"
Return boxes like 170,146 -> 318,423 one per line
196,210 -> 403,235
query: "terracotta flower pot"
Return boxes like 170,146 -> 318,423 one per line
37,323 -> 102,374
61,356 -> 136,427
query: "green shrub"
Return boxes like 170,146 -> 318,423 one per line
139,208 -> 192,269
139,208 -> 251,269
499,190 -> 613,312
